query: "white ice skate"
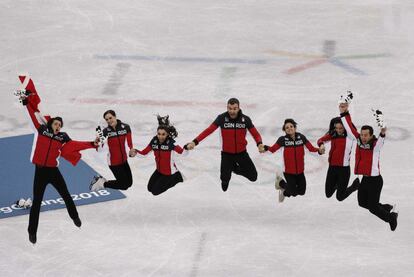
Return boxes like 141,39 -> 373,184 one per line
24,198 -> 32,208
16,198 -> 32,209
371,109 -> 386,128
278,189 -> 285,203
338,90 -> 353,104
90,175 -> 107,191
14,89 -> 31,104
95,126 -> 107,147
275,173 -> 283,190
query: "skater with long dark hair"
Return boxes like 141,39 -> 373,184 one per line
132,115 -> 186,195
16,75 -> 99,244
317,91 -> 359,201
263,119 -> 324,202
90,110 -> 135,191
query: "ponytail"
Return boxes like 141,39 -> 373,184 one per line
157,115 -> 178,138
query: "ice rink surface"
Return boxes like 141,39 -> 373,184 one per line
1,0 -> 414,276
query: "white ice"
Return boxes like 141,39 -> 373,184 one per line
1,0 -> 414,276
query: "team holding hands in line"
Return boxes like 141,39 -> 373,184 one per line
15,75 -> 398,245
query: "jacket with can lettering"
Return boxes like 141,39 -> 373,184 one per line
102,120 -> 133,166
193,110 -> 262,154
25,105 -> 95,167
317,127 -> 355,167
340,112 -> 384,176
21,75 -> 96,167
266,133 -> 319,175
137,136 -> 185,176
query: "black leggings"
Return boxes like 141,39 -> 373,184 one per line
281,173 -> 306,197
104,162 -> 133,190
220,151 -> 258,184
147,170 -> 183,195
325,166 -> 354,201
28,166 -> 78,235
358,175 -> 392,223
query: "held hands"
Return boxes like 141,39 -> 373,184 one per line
258,143 -> 266,153
185,142 -> 196,150
318,144 -> 326,155
129,149 -> 138,157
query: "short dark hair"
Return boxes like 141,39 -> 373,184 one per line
103,110 -> 116,119
227,98 -> 240,106
283,118 -> 297,131
361,125 -> 374,135
47,117 -> 63,129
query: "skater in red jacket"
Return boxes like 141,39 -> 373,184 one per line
186,98 -> 264,192
16,75 -> 98,244
317,91 -> 359,201
341,109 -> 398,231
90,110 -> 135,191
264,119 -> 324,202
132,116 -> 186,195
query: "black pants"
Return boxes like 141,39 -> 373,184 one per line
325,166 -> 354,201
148,170 -> 183,195
220,151 -> 258,185
358,175 -> 392,223
104,162 -> 133,190
280,173 -> 306,197
28,166 -> 79,235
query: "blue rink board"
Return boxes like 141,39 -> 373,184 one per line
0,134 -> 126,219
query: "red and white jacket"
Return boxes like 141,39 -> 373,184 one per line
193,111 -> 262,154
266,133 -> 319,175
102,120 -> 133,166
137,136 -> 185,175
341,112 -> 385,176
317,129 -> 355,167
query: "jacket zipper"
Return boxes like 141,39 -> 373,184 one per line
294,142 -> 298,174
44,136 -> 53,166
117,135 -> 124,162
113,124 -> 125,163
157,141 -> 161,172
356,138 -> 368,174
234,126 -> 237,153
